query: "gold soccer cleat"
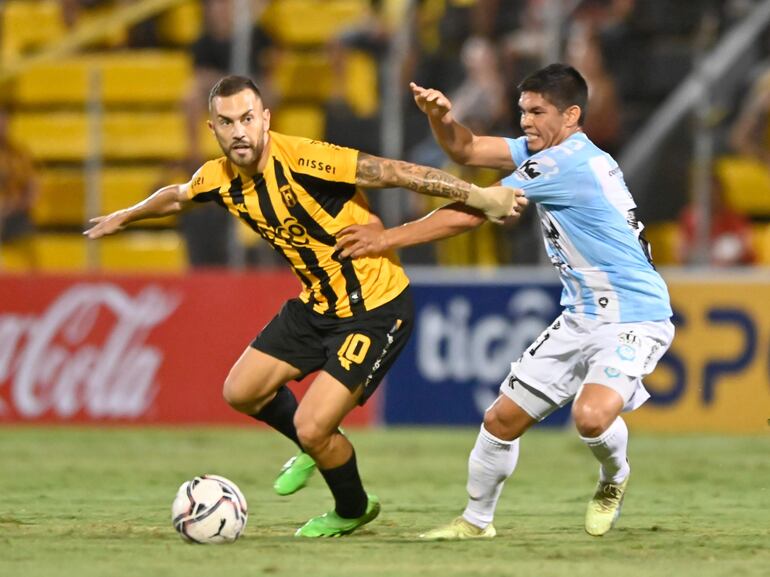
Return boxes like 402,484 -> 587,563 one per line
419,517 -> 496,541
585,475 -> 629,536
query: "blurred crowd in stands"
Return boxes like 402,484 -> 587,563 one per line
1,0 -> 769,270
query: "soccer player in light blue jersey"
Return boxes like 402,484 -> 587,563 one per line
336,64 -> 675,539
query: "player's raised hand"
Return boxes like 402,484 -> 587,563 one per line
83,210 -> 130,239
410,82 -> 453,123
335,219 -> 389,259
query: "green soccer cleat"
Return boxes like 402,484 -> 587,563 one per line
294,494 -> 381,538
585,474 -> 629,536
274,452 -> 316,496
419,517 -> 496,541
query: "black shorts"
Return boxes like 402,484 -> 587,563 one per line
252,287 -> 414,404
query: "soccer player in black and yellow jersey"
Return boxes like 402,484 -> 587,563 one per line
85,75 -> 527,537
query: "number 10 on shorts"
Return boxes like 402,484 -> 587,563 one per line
337,333 -> 372,370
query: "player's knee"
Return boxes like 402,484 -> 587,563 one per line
294,417 -> 332,454
572,401 -> 614,437
222,378 -> 265,414
483,405 -> 522,441
479,392 -> 539,441
222,384 -> 249,413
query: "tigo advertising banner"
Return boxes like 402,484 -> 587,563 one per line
386,269 -> 770,433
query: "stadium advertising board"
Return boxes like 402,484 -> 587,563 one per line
384,269 -> 567,426
2,271 -> 768,431
625,276 -> 770,433
385,269 -> 770,433
0,273 -> 377,426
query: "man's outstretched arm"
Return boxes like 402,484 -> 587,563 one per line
84,183 -> 193,239
336,202 -> 524,259
355,153 -> 522,222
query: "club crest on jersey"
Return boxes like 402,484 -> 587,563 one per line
604,367 -> 621,379
615,344 -> 636,361
279,184 -> 298,207
619,331 -> 640,346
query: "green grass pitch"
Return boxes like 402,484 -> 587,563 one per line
1,426 -> 768,577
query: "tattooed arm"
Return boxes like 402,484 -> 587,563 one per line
355,152 -> 524,221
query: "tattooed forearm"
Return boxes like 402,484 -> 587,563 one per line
356,153 -> 472,201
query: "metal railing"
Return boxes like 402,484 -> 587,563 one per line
620,0 -> 770,182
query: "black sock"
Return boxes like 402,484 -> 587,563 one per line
250,386 -> 301,449
319,450 -> 368,519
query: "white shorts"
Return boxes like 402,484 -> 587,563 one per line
499,312 -> 675,421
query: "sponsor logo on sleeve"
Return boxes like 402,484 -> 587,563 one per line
298,157 -> 337,175
514,159 -> 542,181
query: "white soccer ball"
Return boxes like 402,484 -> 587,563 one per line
171,474 -> 248,544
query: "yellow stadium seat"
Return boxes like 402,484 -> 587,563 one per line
262,0 -> 367,46
344,50 -> 378,117
13,51 -> 192,106
31,232 -> 186,272
33,234 -> 89,271
272,49 -> 378,113
101,167 -> 165,213
715,155 -> 770,217
10,111 -> 186,161
272,106 -> 326,140
34,167 -> 177,227
9,112 -> 89,161
33,168 -> 86,226
12,58 -> 89,105
104,112 -> 186,160
273,51 -> 333,101
643,221 -> 680,266
156,0 -> 203,46
101,167 -> 177,227
100,231 -> 187,272
98,51 -> 192,105
0,0 -> 66,66
0,237 -> 36,272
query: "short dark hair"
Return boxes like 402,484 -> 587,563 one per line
208,75 -> 263,110
518,64 -> 588,125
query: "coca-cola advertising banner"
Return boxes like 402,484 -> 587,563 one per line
0,273 -> 377,426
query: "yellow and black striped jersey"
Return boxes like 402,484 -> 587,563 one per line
187,131 -> 409,318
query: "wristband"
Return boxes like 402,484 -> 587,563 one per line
466,185 -> 516,222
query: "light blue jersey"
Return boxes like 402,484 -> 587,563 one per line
502,132 -> 672,322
